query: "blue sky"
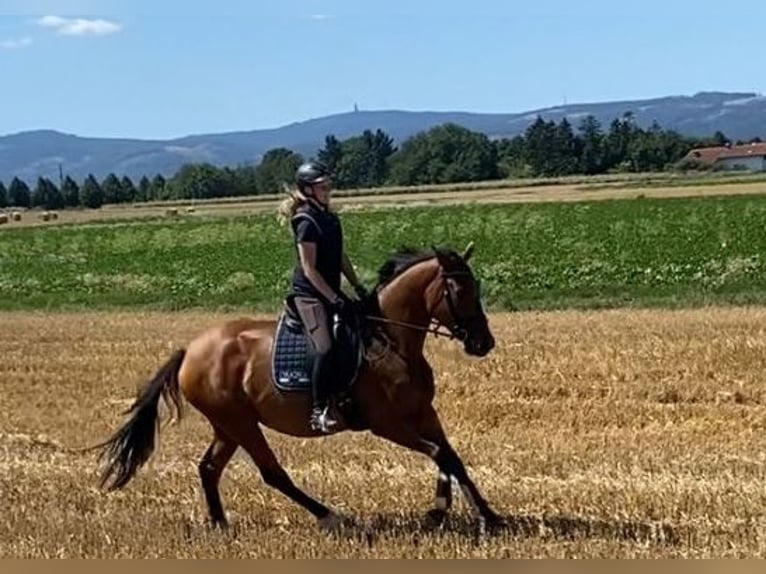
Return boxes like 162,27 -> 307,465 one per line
2,0 -> 765,140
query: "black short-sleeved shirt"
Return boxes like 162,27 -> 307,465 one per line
290,201 -> 343,300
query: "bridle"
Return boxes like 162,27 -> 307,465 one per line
427,269 -> 477,341
365,268 -> 481,342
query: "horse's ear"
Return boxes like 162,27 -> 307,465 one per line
462,241 -> 475,262
432,245 -> 448,267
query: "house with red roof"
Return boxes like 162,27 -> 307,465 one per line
681,142 -> 766,171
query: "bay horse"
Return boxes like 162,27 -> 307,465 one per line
95,242 -> 505,532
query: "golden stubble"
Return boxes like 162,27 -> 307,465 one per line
2,307 -> 766,557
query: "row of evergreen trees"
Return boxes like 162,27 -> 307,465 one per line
0,114 -> 755,210
0,173 -> 171,210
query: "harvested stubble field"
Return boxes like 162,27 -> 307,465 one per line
2,308 -> 766,558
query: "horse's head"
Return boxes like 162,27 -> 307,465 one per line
429,242 -> 495,357
372,243 -> 495,357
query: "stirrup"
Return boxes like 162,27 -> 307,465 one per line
310,407 -> 338,433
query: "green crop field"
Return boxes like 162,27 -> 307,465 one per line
2,193 -> 766,312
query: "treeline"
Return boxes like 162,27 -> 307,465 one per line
0,173 -> 170,210
0,113 -> 759,209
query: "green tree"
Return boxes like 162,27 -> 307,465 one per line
495,136 -> 529,178
136,176 -> 151,202
231,165 -> 259,196
8,177 -> 31,208
367,129 -> 397,185
80,174 -> 104,209
551,118 -> 580,175
256,148 -> 304,194
47,179 -> 65,209
101,173 -> 122,204
388,123 -> 498,185
578,115 -> 606,175
317,135 -> 343,175
604,112 -> 638,171
661,130 -> 697,167
626,123 -> 693,172
167,163 -> 236,199
523,116 -> 559,176
150,174 -> 167,200
120,176 -> 137,203
333,129 -> 396,188
32,177 -> 63,209
627,130 -> 660,172
31,177 -> 47,208
62,176 -> 81,207
225,167 -> 249,197
0,181 -> 7,209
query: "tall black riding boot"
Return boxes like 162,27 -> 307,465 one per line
310,351 -> 338,433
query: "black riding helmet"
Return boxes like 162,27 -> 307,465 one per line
295,161 -> 331,192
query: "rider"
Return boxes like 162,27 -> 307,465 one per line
279,160 -> 368,433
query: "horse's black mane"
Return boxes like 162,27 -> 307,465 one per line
374,245 -> 466,289
351,245 -> 469,330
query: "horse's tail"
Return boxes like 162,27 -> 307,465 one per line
96,348 -> 187,491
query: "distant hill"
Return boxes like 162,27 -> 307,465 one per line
2,91 -> 765,182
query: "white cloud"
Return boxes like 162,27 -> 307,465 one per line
1,37 -> 33,49
37,15 -> 68,28
36,15 -> 122,36
308,14 -> 334,21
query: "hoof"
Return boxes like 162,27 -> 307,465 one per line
317,511 -> 343,532
205,518 -> 229,531
426,508 -> 448,527
480,512 -> 508,534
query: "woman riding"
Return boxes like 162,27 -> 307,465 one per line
279,161 -> 368,433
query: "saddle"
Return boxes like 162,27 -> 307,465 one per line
270,294 -> 368,428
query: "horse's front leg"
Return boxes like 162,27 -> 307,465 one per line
369,406 -> 504,531
426,471 -> 453,526
414,405 -> 504,530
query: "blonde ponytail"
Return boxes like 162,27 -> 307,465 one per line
277,186 -> 308,227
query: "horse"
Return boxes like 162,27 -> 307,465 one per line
95,242 -> 505,532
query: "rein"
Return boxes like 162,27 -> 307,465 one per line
363,315 -> 459,340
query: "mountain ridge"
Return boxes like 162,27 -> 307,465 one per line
2,91 -> 765,182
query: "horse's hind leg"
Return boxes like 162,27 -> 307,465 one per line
198,426 -> 238,529
219,414 -> 339,530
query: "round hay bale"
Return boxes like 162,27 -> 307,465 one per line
11,212 -> 21,222
165,207 -> 179,217
0,213 -> 8,225
185,206 -> 196,214
40,211 -> 51,222
50,211 -> 58,220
